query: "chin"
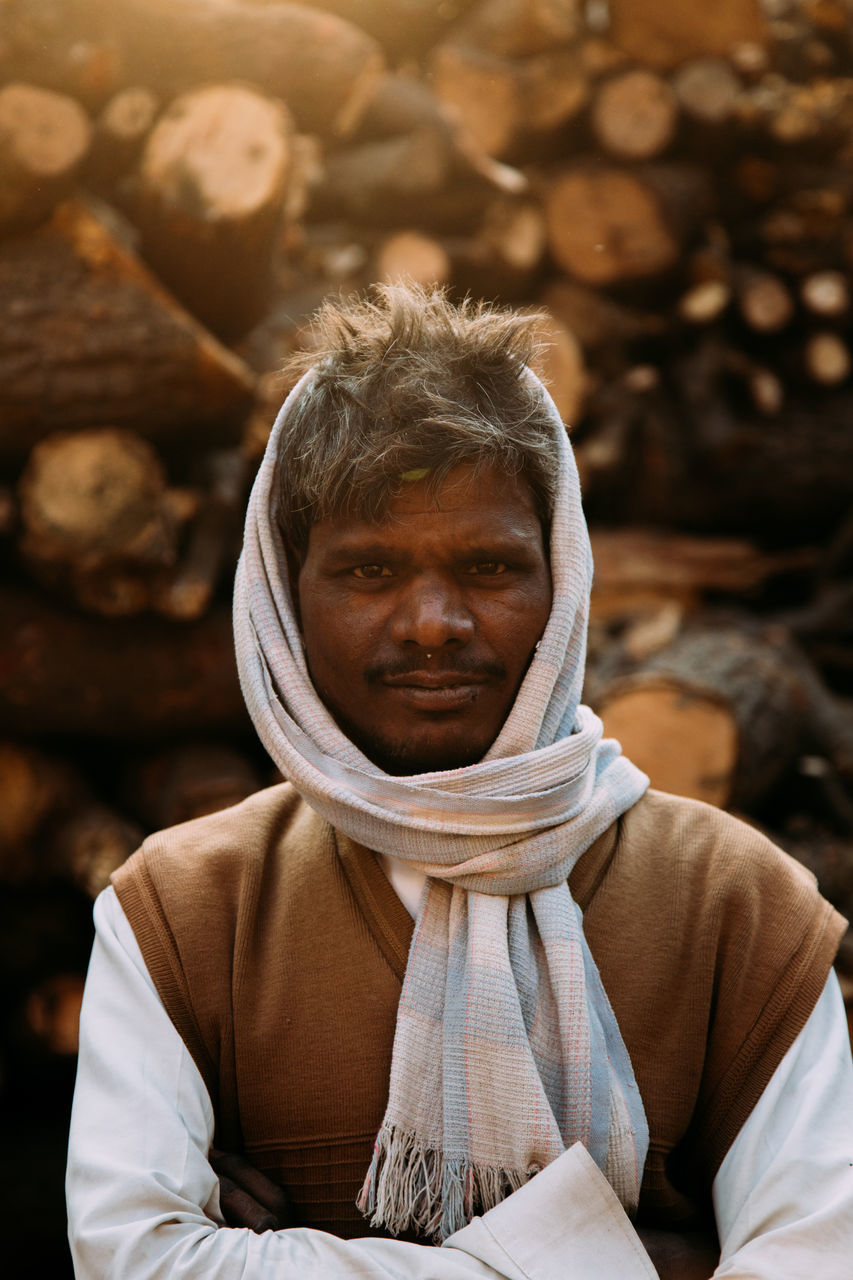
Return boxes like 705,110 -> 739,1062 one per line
360,734 -> 487,777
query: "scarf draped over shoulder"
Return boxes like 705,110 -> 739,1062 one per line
233,366 -> 650,1240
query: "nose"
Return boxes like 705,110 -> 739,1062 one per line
388,572 -> 475,652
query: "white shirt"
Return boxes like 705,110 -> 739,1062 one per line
67,878 -> 853,1280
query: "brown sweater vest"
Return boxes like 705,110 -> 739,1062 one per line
113,786 -> 846,1237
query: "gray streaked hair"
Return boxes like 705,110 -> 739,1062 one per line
276,283 -> 562,554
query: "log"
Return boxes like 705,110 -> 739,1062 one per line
313,128 -> 454,224
266,0 -> 472,58
541,277 -> 666,351
672,327 -> 784,414
352,70 -> 528,199
0,742 -> 80,867
87,87 -> 160,187
375,231 -> 452,288
153,450 -> 249,622
662,348 -> 853,537
800,269 -> 850,318
543,163 -> 710,286
590,624 -> 846,811
3,0 -> 385,138
18,429 -> 176,575
356,70 -> 458,142
0,199 -> 255,466
601,680 -> 739,808
803,331 -> 851,385
24,975 -> 85,1056
449,0 -> 583,57
606,0 -> 768,69
678,279 -> 732,325
47,803 -> 143,899
449,197 -> 547,300
588,528 -> 816,620
776,825 -> 853,919
121,741 -> 263,830
134,84 -> 295,341
671,58 -> 743,127
428,43 -> 522,159
0,83 -> 92,233
526,309 -> 587,427
591,69 -> 679,161
428,42 -> 588,160
0,588 -> 248,739
17,428 -> 200,617
518,49 -> 590,140
577,35 -> 629,78
735,266 -> 796,332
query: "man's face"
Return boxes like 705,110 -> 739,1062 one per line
293,462 -> 552,775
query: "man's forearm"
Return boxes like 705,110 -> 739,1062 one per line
68,889 -> 660,1280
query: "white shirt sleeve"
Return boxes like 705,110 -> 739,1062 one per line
383,854 -> 853,1277
66,887 -> 655,1280
712,966 -> 853,1278
67,886 -> 853,1280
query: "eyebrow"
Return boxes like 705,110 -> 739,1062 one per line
320,533 -> 539,566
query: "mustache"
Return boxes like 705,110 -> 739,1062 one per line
364,655 -> 507,682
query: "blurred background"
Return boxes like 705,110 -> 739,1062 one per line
1,0 -> 853,1273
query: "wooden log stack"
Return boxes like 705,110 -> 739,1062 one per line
0,0 -> 852,1233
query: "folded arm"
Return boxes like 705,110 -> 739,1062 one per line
66,888 -> 656,1280
67,888 -> 853,1280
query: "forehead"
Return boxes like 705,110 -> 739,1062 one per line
308,462 -> 543,551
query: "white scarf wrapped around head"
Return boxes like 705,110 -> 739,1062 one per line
233,366 -> 650,1240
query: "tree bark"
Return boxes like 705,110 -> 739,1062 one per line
120,741 -> 262,830
87,87 -> 160,187
0,199 -> 255,465
1,0 -> 384,138
0,588 -> 248,739
607,0 -> 767,69
449,0 -> 582,58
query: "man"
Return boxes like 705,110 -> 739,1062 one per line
67,285 -> 853,1278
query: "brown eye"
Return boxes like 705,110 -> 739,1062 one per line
352,564 -> 392,579
466,562 -> 507,575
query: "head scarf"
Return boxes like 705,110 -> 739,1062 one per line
233,366 -> 650,1240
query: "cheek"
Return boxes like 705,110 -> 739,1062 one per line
497,581 -> 551,653
300,587 -> 379,679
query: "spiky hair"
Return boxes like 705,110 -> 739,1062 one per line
276,283 -> 561,552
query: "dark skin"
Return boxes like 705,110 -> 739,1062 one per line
293,462 -> 552,775
219,463 -> 718,1276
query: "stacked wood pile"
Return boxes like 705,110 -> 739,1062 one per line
1,1 -> 853,1208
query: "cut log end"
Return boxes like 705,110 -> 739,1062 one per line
592,69 -> 679,161
805,332 -> 852,385
599,681 -> 738,807
139,85 -> 292,221
376,231 -> 452,288
0,82 -> 91,177
0,82 -> 92,230
545,168 -> 680,285
18,429 -> 172,570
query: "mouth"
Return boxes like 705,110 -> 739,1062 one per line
379,670 -> 490,711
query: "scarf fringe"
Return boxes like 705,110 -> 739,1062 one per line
357,1123 -> 530,1242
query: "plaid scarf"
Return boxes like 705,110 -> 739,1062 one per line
233,368 -> 650,1240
